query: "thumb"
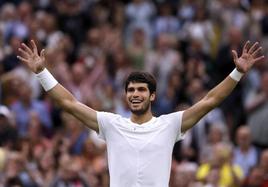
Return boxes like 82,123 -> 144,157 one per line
231,50 -> 238,64
40,49 -> 45,60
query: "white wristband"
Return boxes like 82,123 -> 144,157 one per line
36,68 -> 58,91
229,68 -> 244,82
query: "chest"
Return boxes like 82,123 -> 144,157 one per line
106,123 -> 177,153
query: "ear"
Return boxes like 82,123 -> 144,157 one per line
150,92 -> 156,102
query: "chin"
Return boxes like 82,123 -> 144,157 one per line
131,110 -> 146,115
130,107 -> 148,115
129,102 -> 151,115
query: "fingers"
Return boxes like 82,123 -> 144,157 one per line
252,47 -> 262,58
18,47 -> 30,58
17,55 -> 31,64
248,42 -> 259,54
30,40 -> 38,55
20,43 -> 32,54
243,41 -> 250,54
40,49 -> 45,58
40,49 -> 45,61
231,50 -> 238,63
253,55 -> 265,64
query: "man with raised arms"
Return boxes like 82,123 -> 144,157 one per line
17,40 -> 264,187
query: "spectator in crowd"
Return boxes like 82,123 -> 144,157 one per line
242,166 -> 265,187
61,112 -> 89,155
145,32 -> 182,95
51,154 -> 90,187
0,105 -> 17,150
3,151 -> 38,187
196,142 -> 244,187
248,70 -> 268,148
125,0 -> 156,46
154,2 -> 181,38
126,27 -> 148,70
10,80 -> 52,137
199,124 -> 228,163
259,149 -> 268,186
233,125 -> 259,177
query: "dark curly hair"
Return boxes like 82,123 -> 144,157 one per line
124,72 -> 157,94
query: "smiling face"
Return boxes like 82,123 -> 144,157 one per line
126,82 -> 155,115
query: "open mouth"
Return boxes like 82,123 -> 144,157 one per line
130,99 -> 142,104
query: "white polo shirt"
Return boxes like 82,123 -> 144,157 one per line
97,111 -> 184,187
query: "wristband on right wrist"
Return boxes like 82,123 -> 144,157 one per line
229,68 -> 244,82
36,68 -> 58,91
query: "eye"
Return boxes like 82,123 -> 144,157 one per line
138,87 -> 147,92
127,87 -> 135,92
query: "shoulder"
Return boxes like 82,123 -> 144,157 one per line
158,111 -> 184,122
97,111 -> 121,120
97,111 -> 125,125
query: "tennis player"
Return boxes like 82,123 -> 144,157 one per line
17,40 -> 264,187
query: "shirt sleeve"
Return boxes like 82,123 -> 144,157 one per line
97,111 -> 117,141
163,111 -> 185,142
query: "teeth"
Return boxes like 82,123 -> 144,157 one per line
131,99 -> 141,103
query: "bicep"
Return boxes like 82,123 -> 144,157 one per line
182,97 -> 214,133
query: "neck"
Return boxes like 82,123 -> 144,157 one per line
130,111 -> 153,124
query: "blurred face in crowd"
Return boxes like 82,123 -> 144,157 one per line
18,83 -> 32,103
208,125 -> 223,144
260,150 -> 268,171
42,13 -> 57,33
247,167 -> 264,186
206,168 -> 220,185
236,126 -> 251,149
5,153 -> 24,177
87,28 -> 101,46
156,34 -> 171,52
18,1 -> 32,20
39,151 -> 55,172
1,3 -> 16,21
126,82 -> 155,115
133,28 -> 145,46
71,63 -> 86,85
211,143 -> 232,167
228,27 -> 242,45
261,71 -> 268,96
61,156 -> 83,180
10,36 -> 22,53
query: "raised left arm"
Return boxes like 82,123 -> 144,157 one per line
181,41 -> 265,133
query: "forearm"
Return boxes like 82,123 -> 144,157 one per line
36,68 -> 77,111
182,69 -> 243,132
47,84 -> 78,111
36,68 -> 99,131
205,76 -> 238,107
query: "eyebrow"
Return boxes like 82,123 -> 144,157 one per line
127,86 -> 148,91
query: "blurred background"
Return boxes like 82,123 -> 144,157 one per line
0,0 -> 268,186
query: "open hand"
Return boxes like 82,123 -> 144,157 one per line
232,41 -> 265,73
17,40 -> 45,74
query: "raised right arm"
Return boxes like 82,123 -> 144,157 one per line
17,40 -> 99,132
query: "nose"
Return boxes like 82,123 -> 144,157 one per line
132,89 -> 139,97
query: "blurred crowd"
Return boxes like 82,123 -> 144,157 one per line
0,0 -> 268,186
